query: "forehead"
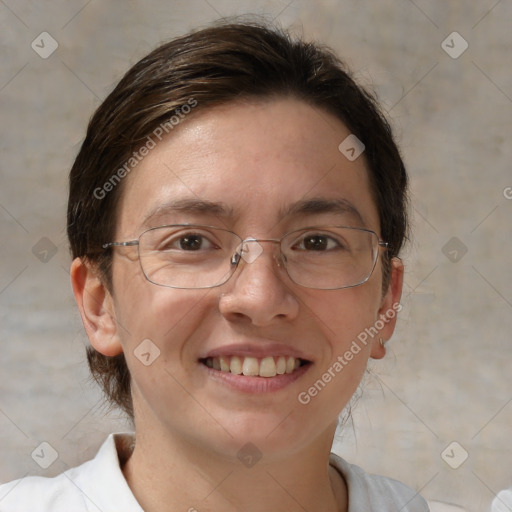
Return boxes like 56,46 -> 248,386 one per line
116,98 -> 379,236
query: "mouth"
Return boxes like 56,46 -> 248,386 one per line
199,355 -> 311,378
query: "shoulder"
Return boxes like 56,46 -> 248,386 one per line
427,501 -> 470,512
0,471 -> 87,511
0,461 -> 95,511
329,454 -> 471,512
0,433 -> 141,512
329,453 -> 429,512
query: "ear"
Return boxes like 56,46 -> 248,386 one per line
70,257 -> 123,357
370,257 -> 404,359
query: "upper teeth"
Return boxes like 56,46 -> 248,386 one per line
204,356 -> 301,377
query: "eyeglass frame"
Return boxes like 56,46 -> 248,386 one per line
102,223 -> 390,290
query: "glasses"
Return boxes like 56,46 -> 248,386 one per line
102,224 -> 388,290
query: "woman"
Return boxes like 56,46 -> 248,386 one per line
0,20 -> 452,511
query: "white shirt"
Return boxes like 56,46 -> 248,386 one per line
0,433 -> 435,511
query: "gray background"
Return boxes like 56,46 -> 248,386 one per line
1,1 -> 511,511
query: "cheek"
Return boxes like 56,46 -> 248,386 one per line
113,282 -> 215,414
295,289 -> 379,419
301,282 -> 383,352
112,259 -> 213,356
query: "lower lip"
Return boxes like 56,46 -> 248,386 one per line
199,362 -> 312,393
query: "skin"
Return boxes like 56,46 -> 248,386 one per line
71,97 -> 403,512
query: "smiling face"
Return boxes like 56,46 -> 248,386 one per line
88,97 -> 402,461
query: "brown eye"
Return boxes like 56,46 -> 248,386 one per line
303,235 -> 328,251
179,234 -> 204,250
158,231 -> 216,252
296,234 -> 341,251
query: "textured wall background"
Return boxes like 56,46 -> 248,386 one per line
1,1 -> 511,511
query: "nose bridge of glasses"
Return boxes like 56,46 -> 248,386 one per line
234,237 -> 282,265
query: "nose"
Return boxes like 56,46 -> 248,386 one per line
219,239 -> 300,326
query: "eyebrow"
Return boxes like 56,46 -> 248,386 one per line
279,198 -> 366,227
141,198 -> 234,228
141,197 -> 365,228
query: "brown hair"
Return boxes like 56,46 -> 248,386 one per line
67,20 -> 408,419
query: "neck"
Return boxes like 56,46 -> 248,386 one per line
122,421 -> 347,512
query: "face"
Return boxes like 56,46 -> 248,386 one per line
89,98 -> 402,461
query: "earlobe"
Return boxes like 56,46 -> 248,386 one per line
70,257 -> 123,357
370,257 -> 404,359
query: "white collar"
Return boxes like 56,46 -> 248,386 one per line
77,433 -> 427,512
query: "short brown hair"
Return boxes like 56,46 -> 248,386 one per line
67,20 -> 408,419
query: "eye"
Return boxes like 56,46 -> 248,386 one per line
161,232 -> 215,251
179,233 -> 208,250
295,234 -> 342,251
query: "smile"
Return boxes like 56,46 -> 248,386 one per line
200,355 -> 309,378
